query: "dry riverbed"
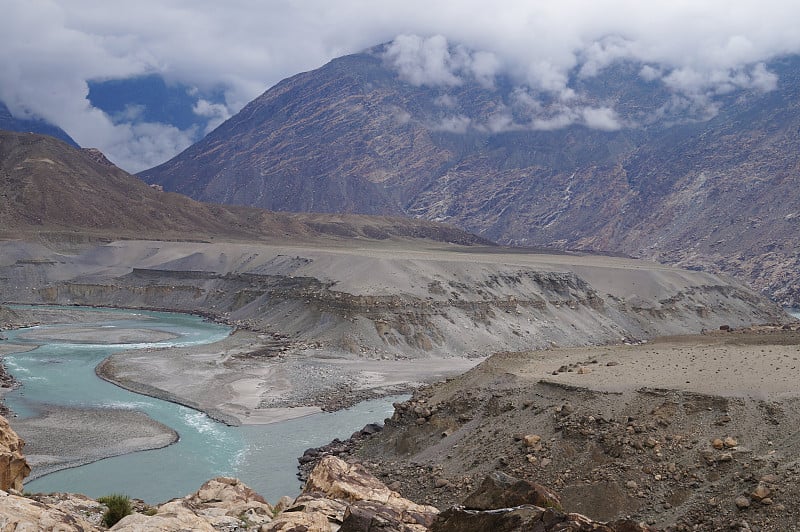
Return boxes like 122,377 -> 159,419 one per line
97,329 -> 482,425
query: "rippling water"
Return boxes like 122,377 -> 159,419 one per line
3,307 -> 399,503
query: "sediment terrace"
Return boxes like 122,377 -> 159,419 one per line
0,238 -> 789,425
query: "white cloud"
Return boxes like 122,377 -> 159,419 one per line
193,99 -> 232,134
639,65 -> 663,82
432,115 -> 472,133
2,0 -> 800,170
581,106 -> 622,131
382,34 -> 501,89
383,34 -> 463,87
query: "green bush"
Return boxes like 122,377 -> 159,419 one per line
97,493 -> 133,527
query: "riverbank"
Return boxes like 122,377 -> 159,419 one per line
96,329 -> 481,426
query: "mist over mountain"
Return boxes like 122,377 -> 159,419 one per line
87,74 -> 230,140
140,43 -> 800,305
0,102 -> 78,147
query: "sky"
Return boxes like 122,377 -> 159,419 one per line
2,0 -> 799,172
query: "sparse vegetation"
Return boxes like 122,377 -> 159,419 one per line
97,493 -> 132,527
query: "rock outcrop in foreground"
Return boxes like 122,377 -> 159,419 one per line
0,415 -> 29,492
0,452 -> 651,531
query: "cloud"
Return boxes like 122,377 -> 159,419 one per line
431,115 -> 472,133
383,35 -> 463,87
581,106 -> 622,131
2,0 -> 800,170
382,34 -> 500,88
193,99 -> 232,134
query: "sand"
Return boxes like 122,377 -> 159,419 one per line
15,326 -> 179,344
97,330 -> 482,426
13,405 -> 177,480
500,327 -> 800,400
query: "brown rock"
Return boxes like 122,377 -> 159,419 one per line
735,495 -> 751,509
431,505 -> 655,532
303,456 -> 438,528
188,476 -> 273,524
261,510 -> 332,532
461,471 -> 562,511
0,415 -> 30,492
751,484 -> 771,501
112,500 -> 217,531
760,473 -> 779,484
340,499 -> 433,532
723,436 -> 738,448
523,434 -> 542,447
711,438 -> 725,450
273,495 -> 295,514
113,477 -> 276,531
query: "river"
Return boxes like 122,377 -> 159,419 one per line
2,307 -> 398,503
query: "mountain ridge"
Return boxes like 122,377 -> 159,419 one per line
0,129 -> 489,247
141,47 -> 800,305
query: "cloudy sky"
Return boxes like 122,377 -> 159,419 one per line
2,0 -> 799,172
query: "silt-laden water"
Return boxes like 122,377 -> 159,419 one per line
2,307 -> 397,503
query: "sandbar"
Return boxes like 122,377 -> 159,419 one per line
13,404 -> 177,480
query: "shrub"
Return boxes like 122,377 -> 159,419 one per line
97,493 -> 133,527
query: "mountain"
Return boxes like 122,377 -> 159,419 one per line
0,102 -> 78,147
87,74 -> 228,138
0,130 -> 488,246
140,46 -> 800,306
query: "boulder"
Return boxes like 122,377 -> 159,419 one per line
261,510 -> 332,531
112,477 -> 276,530
0,414 -> 30,492
0,490 -> 101,531
340,499 -> 430,531
111,499 -> 216,531
298,456 -> 438,530
461,470 -> 562,511
187,476 -> 274,526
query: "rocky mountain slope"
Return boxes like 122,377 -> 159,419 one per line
0,130 -> 486,246
344,325 -> 800,530
141,47 -> 800,306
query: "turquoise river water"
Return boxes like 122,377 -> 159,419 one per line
2,307 -> 398,503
